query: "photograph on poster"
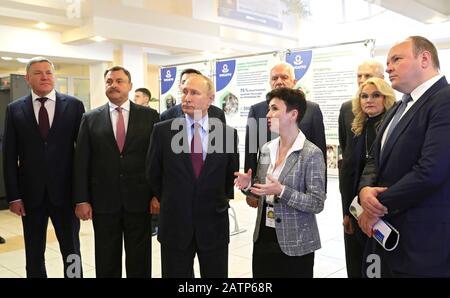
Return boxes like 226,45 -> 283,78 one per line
221,91 -> 239,115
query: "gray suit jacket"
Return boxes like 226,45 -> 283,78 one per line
252,139 -> 326,256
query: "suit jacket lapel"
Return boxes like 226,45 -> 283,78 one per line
380,77 -> 448,168
172,119 -> 195,178
278,152 -> 299,184
200,123 -> 218,174
21,95 -> 40,137
122,101 -> 136,152
101,103 -> 119,153
47,92 -> 68,139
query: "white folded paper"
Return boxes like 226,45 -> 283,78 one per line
349,196 -> 400,251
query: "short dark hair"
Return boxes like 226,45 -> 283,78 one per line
266,87 -> 307,126
135,87 -> 151,99
104,66 -> 132,82
180,68 -> 201,83
408,36 -> 440,70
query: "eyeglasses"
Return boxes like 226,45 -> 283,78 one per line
360,91 -> 384,100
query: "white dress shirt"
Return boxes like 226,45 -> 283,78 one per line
109,100 -> 130,138
381,74 -> 443,149
32,89 -> 56,127
264,130 -> 306,203
185,113 -> 209,161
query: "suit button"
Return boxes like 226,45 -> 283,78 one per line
120,155 -> 123,158
276,218 -> 281,223
120,174 -> 124,177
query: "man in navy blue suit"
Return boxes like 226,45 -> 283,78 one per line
358,36 -> 450,277
147,74 -> 239,277
2,57 -> 85,277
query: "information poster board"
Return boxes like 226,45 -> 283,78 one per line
159,61 -> 211,113
285,41 -> 373,175
159,41 -> 374,176
215,53 -> 279,167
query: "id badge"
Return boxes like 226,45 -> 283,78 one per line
265,206 -> 275,228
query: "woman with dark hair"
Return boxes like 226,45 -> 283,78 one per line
235,87 -> 326,277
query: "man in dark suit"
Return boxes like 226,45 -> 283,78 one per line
134,87 -> 152,107
147,74 -> 239,278
2,57 -> 85,277
73,66 -> 159,278
358,36 -> 450,277
244,62 -> 326,207
338,60 -> 384,278
134,87 -> 160,237
160,68 -> 226,124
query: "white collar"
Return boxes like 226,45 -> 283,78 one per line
109,99 -> 130,112
185,113 -> 209,131
410,74 -> 443,102
266,130 -> 306,167
31,89 -> 56,102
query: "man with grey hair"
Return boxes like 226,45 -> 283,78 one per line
2,57 -> 85,277
338,59 -> 384,278
244,62 -> 326,207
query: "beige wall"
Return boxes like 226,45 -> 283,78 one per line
147,64 -> 160,112
0,63 -> 89,77
143,0 -> 192,17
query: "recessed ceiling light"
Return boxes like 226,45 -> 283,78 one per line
426,16 -> 448,24
91,36 -> 107,42
202,51 -> 218,60
221,48 -> 233,55
1,57 -> 13,61
16,58 -> 31,63
35,22 -> 50,30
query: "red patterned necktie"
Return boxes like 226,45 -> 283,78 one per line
116,107 -> 125,152
191,122 -> 204,178
37,97 -> 49,138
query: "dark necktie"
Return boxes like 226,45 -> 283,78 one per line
116,107 -> 126,152
381,94 -> 413,160
384,94 -> 413,143
37,97 -> 50,138
191,123 -> 204,178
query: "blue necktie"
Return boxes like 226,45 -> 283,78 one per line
384,94 -> 413,143
381,94 -> 413,160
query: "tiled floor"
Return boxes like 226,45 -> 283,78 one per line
0,178 -> 347,278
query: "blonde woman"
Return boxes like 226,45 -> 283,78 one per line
343,77 -> 395,271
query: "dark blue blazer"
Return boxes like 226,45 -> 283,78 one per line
359,76 -> 450,276
2,92 -> 85,208
338,100 -> 356,215
147,118 -> 239,251
244,100 -> 327,176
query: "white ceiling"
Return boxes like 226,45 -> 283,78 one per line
365,0 -> 450,23
2,0 -> 450,69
